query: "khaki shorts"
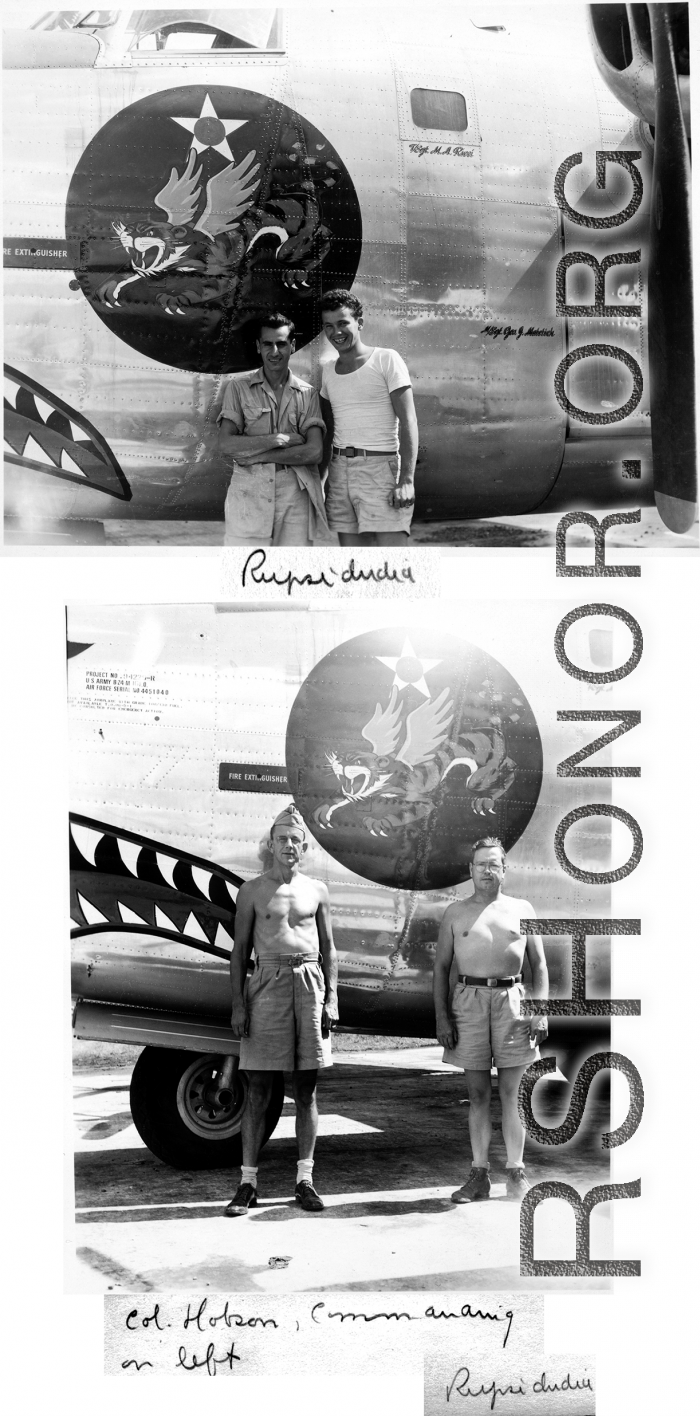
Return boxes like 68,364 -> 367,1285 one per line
442,982 -> 541,1071
325,451 -> 413,535
224,468 -> 312,546
239,955 -> 332,1072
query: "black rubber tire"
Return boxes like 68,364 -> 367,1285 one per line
129,1048 -> 285,1170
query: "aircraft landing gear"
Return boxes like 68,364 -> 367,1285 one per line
129,1048 -> 285,1169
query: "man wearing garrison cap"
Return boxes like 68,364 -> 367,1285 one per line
226,804 -> 339,1215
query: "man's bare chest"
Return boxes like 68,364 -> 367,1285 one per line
457,903 -> 521,947
258,883 -> 317,928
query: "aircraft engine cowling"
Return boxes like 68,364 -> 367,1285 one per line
588,3 -> 696,534
587,3 -> 690,135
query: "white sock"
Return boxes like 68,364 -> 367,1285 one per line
241,1166 -> 258,1188
296,1159 -> 314,1185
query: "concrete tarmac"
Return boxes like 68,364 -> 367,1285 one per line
73,1047 -> 611,1294
97,507 -> 697,548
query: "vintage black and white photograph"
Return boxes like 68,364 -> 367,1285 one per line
1,3 -> 697,1412
67,599 -> 628,1297
3,3 -> 696,548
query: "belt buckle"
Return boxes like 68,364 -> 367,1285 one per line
346,446 -> 357,458
487,976 -> 498,988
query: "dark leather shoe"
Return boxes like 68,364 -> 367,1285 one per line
224,1182 -> 258,1216
451,1167 -> 491,1203
295,1179 -> 325,1212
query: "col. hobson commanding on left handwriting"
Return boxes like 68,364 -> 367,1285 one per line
217,311 -> 335,547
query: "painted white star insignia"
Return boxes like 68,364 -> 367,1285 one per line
375,637 -> 443,699
170,92 -> 250,158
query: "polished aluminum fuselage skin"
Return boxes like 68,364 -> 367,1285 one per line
5,6 -> 653,526
69,603 -> 612,1038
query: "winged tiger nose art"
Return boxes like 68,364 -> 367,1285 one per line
65,85 -> 361,373
285,627 -> 543,893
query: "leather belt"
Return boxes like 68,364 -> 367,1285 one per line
255,953 -> 320,967
332,445 -> 394,458
458,973 -> 522,988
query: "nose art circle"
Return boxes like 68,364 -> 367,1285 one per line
65,85 -> 362,374
285,627 -> 543,892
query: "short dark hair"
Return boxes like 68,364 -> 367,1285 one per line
256,311 -> 296,341
319,288 -> 363,320
471,837 -> 507,866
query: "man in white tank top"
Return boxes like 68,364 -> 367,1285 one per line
319,289 -> 419,545
433,838 -> 549,1204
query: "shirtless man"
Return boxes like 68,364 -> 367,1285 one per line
225,804 -> 339,1216
433,837 -> 548,1203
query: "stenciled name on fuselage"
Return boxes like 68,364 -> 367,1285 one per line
408,143 -> 474,158
481,326 -> 555,340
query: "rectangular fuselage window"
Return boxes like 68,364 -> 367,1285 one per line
410,88 -> 468,131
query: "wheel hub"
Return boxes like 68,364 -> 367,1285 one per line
177,1055 -> 248,1140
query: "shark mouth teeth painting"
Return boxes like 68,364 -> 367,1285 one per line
285,629 -> 544,893
3,365 -> 131,500
69,815 -> 242,959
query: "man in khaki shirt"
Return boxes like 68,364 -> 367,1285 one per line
218,312 -> 334,546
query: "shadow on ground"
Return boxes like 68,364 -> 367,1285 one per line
76,1063 -> 610,1222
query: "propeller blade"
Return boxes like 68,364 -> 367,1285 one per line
648,4 -> 696,532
